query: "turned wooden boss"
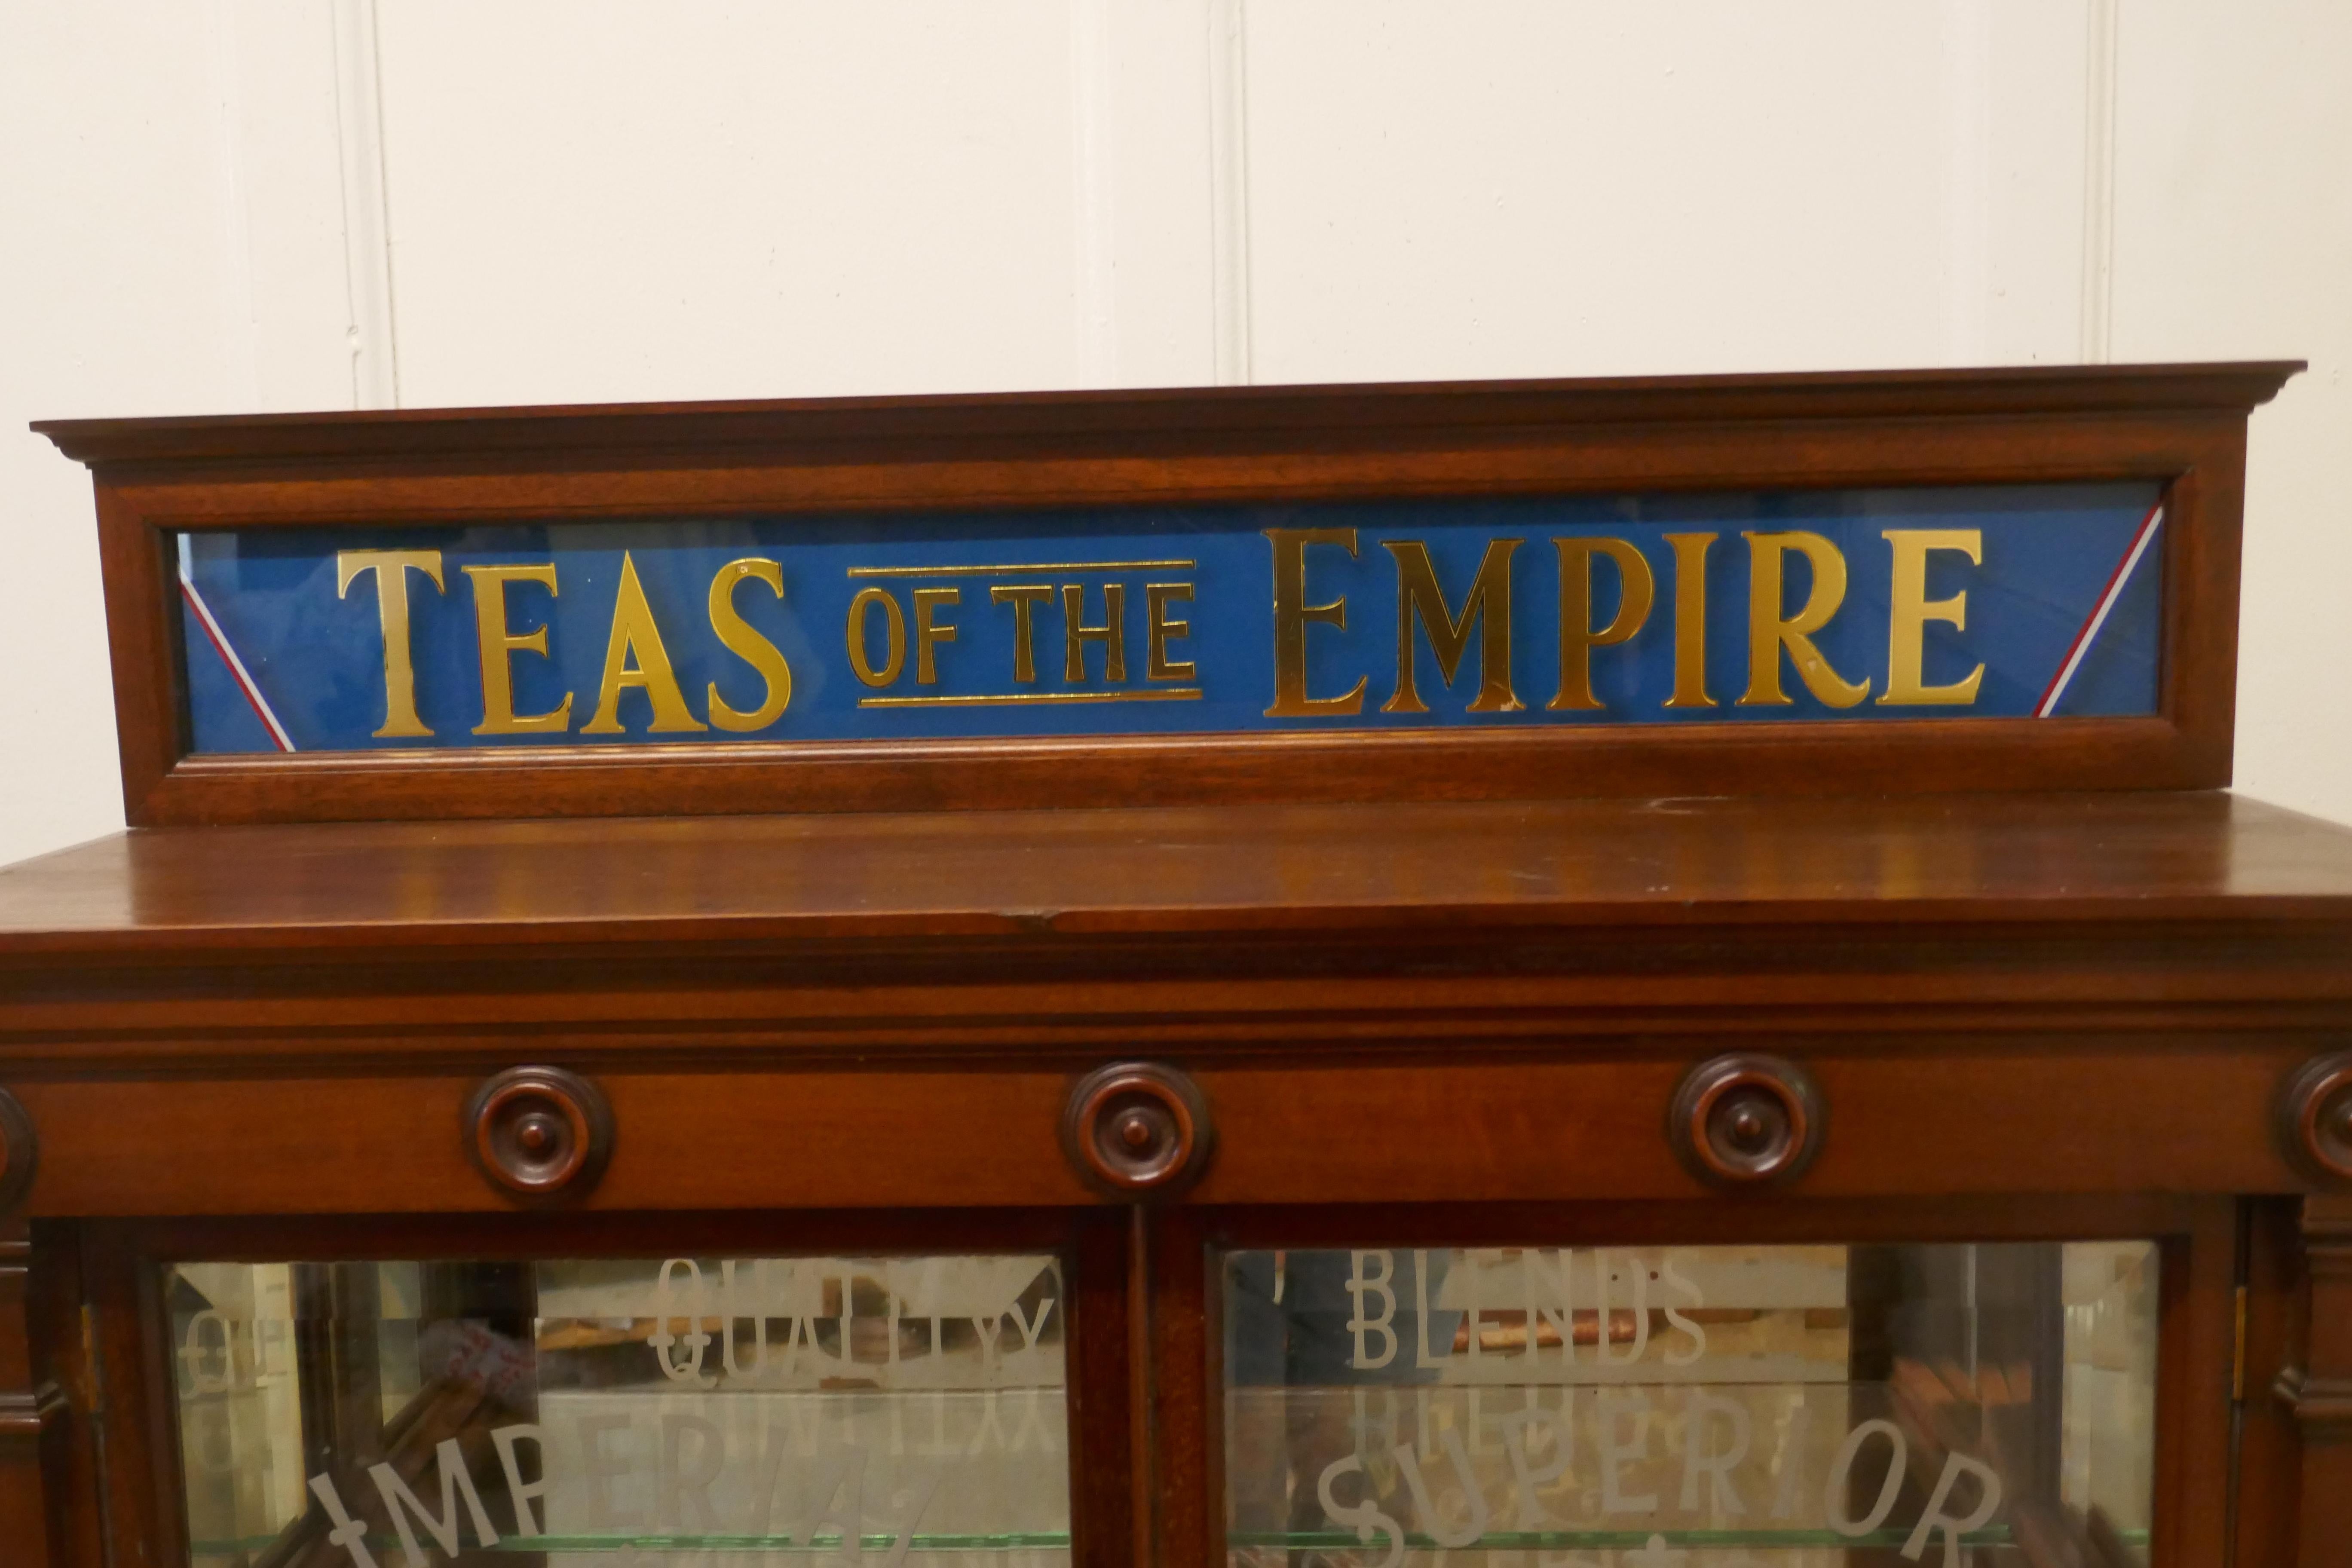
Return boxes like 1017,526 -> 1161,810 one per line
466,1066 -> 613,1201
2279,1052 -> 2352,1185
1669,1053 -> 1825,1187
1063,1062 -> 1213,1197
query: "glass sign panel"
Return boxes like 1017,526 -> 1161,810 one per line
1224,1242 -> 2155,1566
174,484 -> 2164,754
169,1254 -> 1069,1566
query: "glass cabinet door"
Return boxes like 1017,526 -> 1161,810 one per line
168,1252 -> 1074,1566
133,1222 -> 2197,1568
1222,1242 -> 2157,1566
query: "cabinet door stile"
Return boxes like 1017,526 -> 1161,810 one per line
84,1220 -> 189,1568
0,1220 -> 63,1567
2148,1199 -> 2236,1566
1066,1207 -> 1138,1568
2234,1197 -> 2304,1565
1145,1208 -> 1215,1568
27,1223 -> 103,1568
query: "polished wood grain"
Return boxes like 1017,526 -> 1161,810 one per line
2150,1201 -> 2241,1568
0,788 -> 2336,1093
2239,1198 -> 2306,1566
1145,1208 -> 1212,1568
1066,1210 -> 1138,1568
2276,1196 -> 2352,1564
0,795 -> 2339,1228
83,1225 -> 191,1568
26,1225 -> 102,1568
144,717 -> 2220,828
0,1090 -> 37,1218
32,361 -> 2304,470
4,791 -> 2352,954
0,1044 -> 2316,1218
34,364 -> 2300,826
91,487 -> 182,834
0,1223 -> 65,1567
0,794 -> 2346,1071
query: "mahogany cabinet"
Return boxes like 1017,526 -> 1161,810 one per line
6,365 -> 2351,1566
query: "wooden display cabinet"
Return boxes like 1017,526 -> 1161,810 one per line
3,364 -> 2349,1565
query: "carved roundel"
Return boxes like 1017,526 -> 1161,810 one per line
1062,1062 -> 1214,1198
466,1066 -> 614,1202
1669,1053 -> 1826,1188
0,1088 -> 36,1215
2279,1053 -> 2352,1186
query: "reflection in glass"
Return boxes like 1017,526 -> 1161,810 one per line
170,1255 -> 1070,1565
1223,1243 -> 2155,1565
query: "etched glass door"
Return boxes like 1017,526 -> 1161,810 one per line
1223,1242 -> 2157,1566
169,1252 -> 1072,1567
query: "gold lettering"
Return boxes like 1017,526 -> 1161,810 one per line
1062,583 -> 1126,682
846,586 -> 906,687
1739,531 -> 1869,707
1663,532 -> 1717,708
464,563 -> 573,735
989,584 -> 1052,682
1146,583 -> 1195,680
705,557 -> 793,732
1878,529 -> 1984,706
913,586 -> 959,685
1548,537 -> 1654,711
336,548 -> 444,737
581,551 -> 707,734
1382,539 -> 1523,714
1265,527 -> 1367,717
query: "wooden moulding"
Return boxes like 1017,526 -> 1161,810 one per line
34,362 -> 2300,827
2269,1197 -> 2352,1563
0,1225 -> 64,1568
0,1044 -> 2326,1218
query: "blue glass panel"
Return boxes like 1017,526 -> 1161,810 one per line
177,484 -> 2163,753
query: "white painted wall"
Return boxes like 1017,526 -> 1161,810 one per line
3,0 -> 2345,866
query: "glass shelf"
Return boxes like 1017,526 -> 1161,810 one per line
191,1534 -> 1074,1555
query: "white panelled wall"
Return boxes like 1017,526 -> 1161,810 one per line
2,0 -> 2346,864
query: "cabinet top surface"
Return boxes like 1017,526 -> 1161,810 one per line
3,790 -> 2349,960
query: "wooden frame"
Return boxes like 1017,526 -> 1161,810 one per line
35,363 -> 2297,826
